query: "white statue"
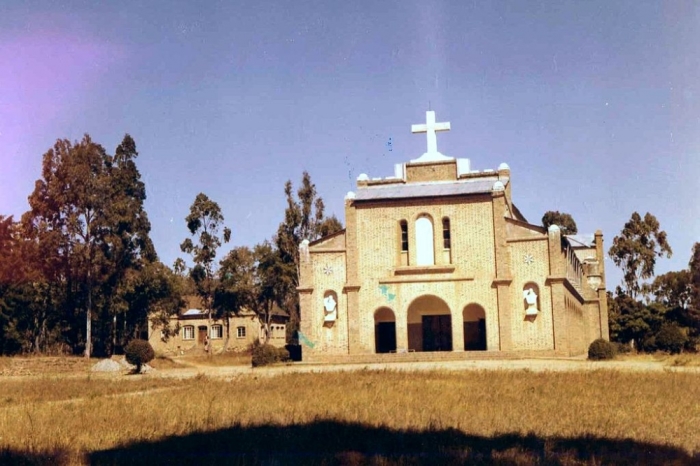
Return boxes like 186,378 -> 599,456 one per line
323,294 -> 337,322
523,288 -> 539,316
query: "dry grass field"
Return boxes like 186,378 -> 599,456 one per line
0,360 -> 699,465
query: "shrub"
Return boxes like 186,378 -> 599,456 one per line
124,339 -> 155,373
655,324 -> 687,354
611,341 -> 631,355
588,338 -> 615,360
251,342 -> 290,367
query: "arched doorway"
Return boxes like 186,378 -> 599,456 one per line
463,304 -> 486,351
374,307 -> 396,353
407,295 -> 452,352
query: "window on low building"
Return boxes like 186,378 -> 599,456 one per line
237,326 -> 246,338
210,324 -> 223,339
183,325 -> 194,340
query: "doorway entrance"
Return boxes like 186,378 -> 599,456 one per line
407,295 -> 452,352
198,326 -> 208,345
463,304 -> 487,350
422,315 -> 453,351
374,307 -> 397,353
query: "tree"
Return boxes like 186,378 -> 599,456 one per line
20,134 -> 156,357
24,135 -> 112,358
180,193 -> 231,343
216,246 -> 256,350
275,172 -> 340,338
608,289 -> 666,350
608,212 -> 672,299
101,135 -> 157,351
124,339 -> 155,373
318,215 -> 344,238
541,211 -> 578,235
686,243 -> 700,342
648,271 -> 692,309
252,241 -> 292,344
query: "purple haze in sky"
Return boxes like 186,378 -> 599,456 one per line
1,1 -> 699,290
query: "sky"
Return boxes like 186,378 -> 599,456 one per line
1,1 -> 699,291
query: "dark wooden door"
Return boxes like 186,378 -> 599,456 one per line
422,315 -> 452,351
375,322 -> 397,353
198,326 -> 207,345
464,319 -> 487,350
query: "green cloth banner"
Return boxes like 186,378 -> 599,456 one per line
297,331 -> 315,349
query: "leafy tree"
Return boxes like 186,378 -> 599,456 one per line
19,134 -> 156,357
23,136 -> 113,357
319,215 -> 344,238
124,339 -> 155,373
217,242 -> 292,347
608,212 -> 672,299
647,270 -> 692,310
180,193 -> 231,334
541,211 -> 578,235
608,289 -> 666,349
216,246 -> 256,350
252,241 -> 292,344
275,172 -> 340,338
100,135 -> 157,353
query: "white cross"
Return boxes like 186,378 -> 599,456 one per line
411,111 -> 450,157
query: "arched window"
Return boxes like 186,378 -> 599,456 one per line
442,218 -> 451,249
415,216 -> 435,265
399,220 -> 408,252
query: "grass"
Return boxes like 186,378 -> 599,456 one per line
176,350 -> 252,367
0,366 -> 699,464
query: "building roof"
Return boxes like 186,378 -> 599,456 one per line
565,234 -> 595,248
354,178 -> 497,202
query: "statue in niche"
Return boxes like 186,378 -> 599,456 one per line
523,288 -> 539,316
323,294 -> 337,322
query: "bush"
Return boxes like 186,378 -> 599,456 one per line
611,341 -> 632,355
124,339 -> 155,373
588,338 -> 615,360
655,324 -> 687,354
251,342 -> 290,367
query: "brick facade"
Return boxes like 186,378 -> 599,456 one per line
299,131 -> 608,361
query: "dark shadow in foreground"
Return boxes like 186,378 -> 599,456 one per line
4,420 -> 699,465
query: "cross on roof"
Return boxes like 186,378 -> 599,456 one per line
411,111 -> 450,160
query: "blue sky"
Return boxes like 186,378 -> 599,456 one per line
1,1 -> 698,290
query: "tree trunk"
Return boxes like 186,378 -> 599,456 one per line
85,271 -> 92,358
223,316 -> 230,351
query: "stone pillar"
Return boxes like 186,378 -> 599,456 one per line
452,304 -> 465,351
595,230 -> 610,340
547,225 -> 569,355
344,193 -> 362,354
492,183 -> 513,351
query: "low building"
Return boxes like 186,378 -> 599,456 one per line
149,304 -> 288,355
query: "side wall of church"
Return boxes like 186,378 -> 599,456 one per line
507,239 -> 555,350
304,251 -> 349,354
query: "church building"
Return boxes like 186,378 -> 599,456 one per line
298,111 -> 609,361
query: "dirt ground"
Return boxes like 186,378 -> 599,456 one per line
146,356 -> 700,380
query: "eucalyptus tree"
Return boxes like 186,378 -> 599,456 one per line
275,171 -> 342,336
608,212 -> 672,299
180,193 -> 231,328
541,211 -> 578,235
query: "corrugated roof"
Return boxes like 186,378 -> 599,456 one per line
565,234 -> 595,248
354,179 -> 496,201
